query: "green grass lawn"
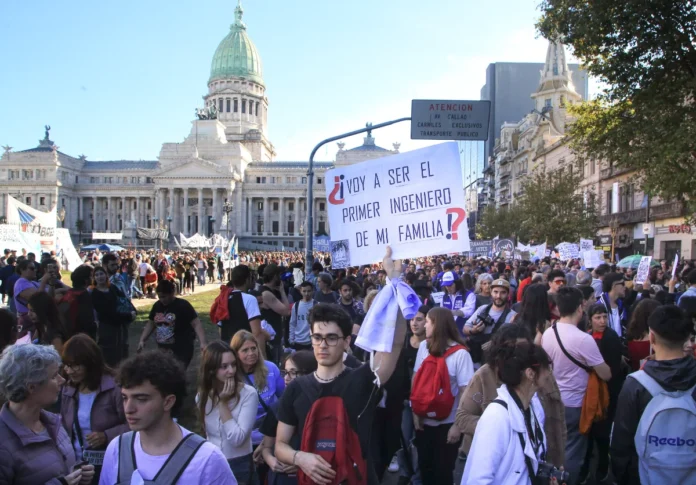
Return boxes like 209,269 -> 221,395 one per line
131,289 -> 221,433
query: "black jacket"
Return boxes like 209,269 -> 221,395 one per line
610,355 -> 696,485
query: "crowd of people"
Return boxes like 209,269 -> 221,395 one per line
0,244 -> 694,485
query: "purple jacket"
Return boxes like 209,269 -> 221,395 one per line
0,403 -> 76,484
60,374 -> 129,448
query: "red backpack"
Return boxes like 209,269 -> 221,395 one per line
297,378 -> 366,485
410,345 -> 466,420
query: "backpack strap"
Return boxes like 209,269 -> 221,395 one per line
152,433 -> 206,485
552,324 -> 591,372
443,344 -> 466,359
491,400 -> 538,485
117,431 -> 136,483
491,308 -> 511,335
628,369 -> 696,399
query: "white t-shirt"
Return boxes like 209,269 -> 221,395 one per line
98,426 -> 237,485
73,391 -> 97,460
609,306 -> 622,336
413,340 -> 474,426
138,262 -> 153,277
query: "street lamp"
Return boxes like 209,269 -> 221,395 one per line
222,201 -> 234,240
57,207 -> 66,228
166,216 -> 172,249
610,216 -> 620,263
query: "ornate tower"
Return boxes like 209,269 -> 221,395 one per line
204,0 -> 275,160
531,38 -> 582,134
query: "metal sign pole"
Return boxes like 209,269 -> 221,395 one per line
304,117 -> 411,276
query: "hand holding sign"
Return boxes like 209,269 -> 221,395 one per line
636,256 -> 652,284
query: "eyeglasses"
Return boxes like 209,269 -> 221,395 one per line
62,363 -> 82,372
281,370 -> 301,378
310,334 -> 343,347
552,279 -> 566,285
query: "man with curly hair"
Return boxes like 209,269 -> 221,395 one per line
98,350 -> 236,484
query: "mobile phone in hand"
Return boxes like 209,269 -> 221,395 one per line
73,461 -> 88,472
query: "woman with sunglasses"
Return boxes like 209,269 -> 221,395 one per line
256,350 -> 317,485
60,334 -> 129,484
12,259 -> 54,340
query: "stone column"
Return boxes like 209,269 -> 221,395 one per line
263,197 -> 270,234
92,196 -> 98,231
121,196 -> 126,232
295,197 -> 301,236
246,198 -> 251,234
234,187 -> 243,236
213,188 -> 219,234
198,188 -> 204,234
278,197 -> 285,235
183,189 -> 190,235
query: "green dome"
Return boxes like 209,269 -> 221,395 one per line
209,2 -> 264,86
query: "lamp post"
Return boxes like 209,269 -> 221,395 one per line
166,216 -> 172,249
610,216 -> 620,263
153,217 -> 160,250
222,201 -> 234,241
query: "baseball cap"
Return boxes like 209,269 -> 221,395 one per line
491,278 -> 510,290
441,271 -> 456,287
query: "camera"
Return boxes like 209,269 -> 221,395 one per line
477,312 -> 496,327
537,462 -> 569,483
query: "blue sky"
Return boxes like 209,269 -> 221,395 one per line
0,0 -> 584,183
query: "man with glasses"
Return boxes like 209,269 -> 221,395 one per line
598,272 -> 628,338
274,249 -> 408,485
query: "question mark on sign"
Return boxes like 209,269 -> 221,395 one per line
446,208 -> 466,240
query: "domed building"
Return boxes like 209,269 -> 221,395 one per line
0,1 -> 398,250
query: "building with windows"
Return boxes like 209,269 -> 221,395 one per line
0,2 -> 398,250
486,39 -> 693,260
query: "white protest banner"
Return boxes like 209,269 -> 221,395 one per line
529,243 -> 547,260
672,254 -> 679,279
557,242 -> 580,261
431,291 -> 445,305
636,256 -> 652,283
580,238 -> 594,252
582,249 -> 604,269
325,142 -> 469,266
6,196 -> 56,252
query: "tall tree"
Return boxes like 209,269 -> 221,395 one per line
476,205 -> 528,241
517,167 -> 598,245
537,0 -> 696,220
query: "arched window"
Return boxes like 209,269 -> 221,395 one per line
242,99 -> 246,114
219,98 -> 224,112
234,98 -> 238,112
255,102 -> 259,116
226,99 -> 231,112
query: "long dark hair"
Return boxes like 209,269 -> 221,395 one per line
62,334 -> 112,391
197,341 -> 244,432
517,284 -> 552,337
426,307 -> 467,357
28,291 -> 64,344
626,298 -> 661,340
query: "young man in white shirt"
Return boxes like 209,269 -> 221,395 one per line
98,351 -> 236,485
289,281 -> 315,350
542,286 -> 611,485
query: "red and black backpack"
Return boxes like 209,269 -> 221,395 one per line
410,344 -> 466,420
296,376 -> 367,485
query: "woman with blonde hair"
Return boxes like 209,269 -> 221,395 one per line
197,340 -> 259,484
230,331 -> 285,450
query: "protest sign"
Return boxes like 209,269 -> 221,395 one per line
582,249 -> 604,269
313,236 -> 330,252
557,242 -> 580,261
636,256 -> 652,283
325,142 -> 469,266
469,240 -> 493,257
672,254 -> 679,279
6,196 -> 56,252
495,239 -> 515,254
580,238 -> 594,252
431,291 -> 445,305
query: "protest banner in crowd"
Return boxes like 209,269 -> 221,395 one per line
325,142 -> 469,266
469,240 -> 493,257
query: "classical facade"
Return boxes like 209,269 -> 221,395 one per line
0,2 -> 398,250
